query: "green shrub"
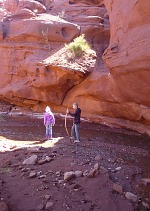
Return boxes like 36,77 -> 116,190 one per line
65,34 -> 90,58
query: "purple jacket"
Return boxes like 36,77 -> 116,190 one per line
44,112 -> 55,125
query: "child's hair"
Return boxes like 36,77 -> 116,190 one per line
73,102 -> 78,107
45,106 -> 51,113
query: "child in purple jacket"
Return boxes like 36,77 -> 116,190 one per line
44,106 -> 55,139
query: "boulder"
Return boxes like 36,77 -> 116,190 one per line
5,0 -> 46,14
7,16 -> 80,43
12,8 -> 36,20
22,155 -> 38,165
125,192 -> 138,203
64,171 -> 75,181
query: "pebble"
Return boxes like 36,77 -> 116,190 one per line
83,170 -> 89,177
45,195 -> 51,200
20,168 -> 27,172
75,171 -> 82,178
29,171 -> 36,178
115,167 -> 122,171
113,183 -> 123,194
100,166 -> 108,174
56,171 -> 61,176
37,171 -> 42,176
87,169 -> 97,178
45,201 -> 54,210
0,179 -> 4,184
64,171 -> 75,181
94,163 -> 100,170
108,158 -> 116,163
116,158 -> 124,163
58,180 -> 64,184
38,175 -> 46,179
142,202 -> 149,210
38,159 -> 47,165
45,156 -> 52,162
95,155 -> 103,161
38,204 -> 44,210
11,163 -> 20,167
125,192 -> 138,202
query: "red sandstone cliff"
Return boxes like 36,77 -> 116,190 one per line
0,0 -> 150,135
63,0 -> 150,134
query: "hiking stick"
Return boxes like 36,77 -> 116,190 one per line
65,106 -> 72,142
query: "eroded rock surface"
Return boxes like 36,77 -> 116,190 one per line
63,0 -> 150,134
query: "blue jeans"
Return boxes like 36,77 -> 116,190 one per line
46,124 -> 52,138
71,124 -> 80,141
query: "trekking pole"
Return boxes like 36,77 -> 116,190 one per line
65,106 -> 69,136
65,106 -> 73,143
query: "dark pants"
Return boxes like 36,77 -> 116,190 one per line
71,123 -> 80,141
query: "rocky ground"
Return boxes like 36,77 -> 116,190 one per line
0,110 -> 150,211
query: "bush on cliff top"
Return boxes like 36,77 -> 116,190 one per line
65,34 -> 90,58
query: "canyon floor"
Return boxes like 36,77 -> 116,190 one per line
0,112 -> 150,211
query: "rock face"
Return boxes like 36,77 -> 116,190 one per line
0,0 -> 150,134
102,0 -> 150,132
0,0 -> 108,109
63,0 -> 150,134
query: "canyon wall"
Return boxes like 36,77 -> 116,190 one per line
0,0 -> 150,134
63,0 -> 150,134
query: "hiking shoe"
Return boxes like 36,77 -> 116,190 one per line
74,140 -> 80,143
